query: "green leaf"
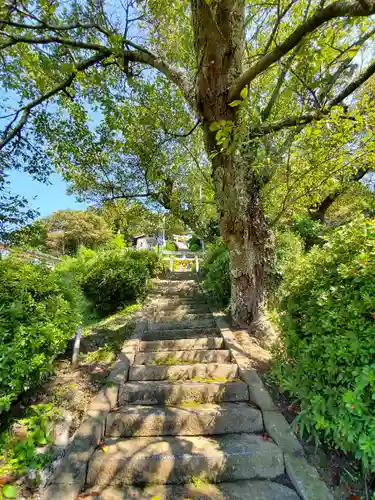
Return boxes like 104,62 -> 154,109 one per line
3,485 -> 17,499
229,100 -> 242,107
240,87 -> 248,99
209,122 -> 221,131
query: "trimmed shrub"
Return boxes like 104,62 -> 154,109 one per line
273,218 -> 375,470
202,240 -> 230,305
0,257 -> 83,412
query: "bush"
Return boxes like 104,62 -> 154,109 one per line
270,229 -> 304,297
165,240 -> 178,251
273,218 -> 375,470
0,257 -> 83,412
128,249 -> 161,277
189,243 -> 201,252
291,214 -> 323,248
202,240 -> 230,305
188,235 -> 201,251
81,250 -> 149,316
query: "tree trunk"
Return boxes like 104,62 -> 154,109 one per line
191,0 -> 275,327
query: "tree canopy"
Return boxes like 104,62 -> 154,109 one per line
1,0 -> 375,323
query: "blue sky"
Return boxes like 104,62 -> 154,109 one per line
9,170 -> 88,218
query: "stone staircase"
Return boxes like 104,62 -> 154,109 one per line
83,273 -> 301,499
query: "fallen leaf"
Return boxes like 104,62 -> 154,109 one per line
3,484 -> 17,499
0,476 -> 13,485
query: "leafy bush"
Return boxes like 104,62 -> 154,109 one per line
291,214 -> 323,248
165,240 -> 178,251
270,229 -> 304,295
0,403 -> 58,478
81,250 -> 149,315
128,249 -> 161,276
188,235 -> 201,251
202,240 -> 230,305
0,257 -> 83,412
273,218 -> 375,470
189,243 -> 201,252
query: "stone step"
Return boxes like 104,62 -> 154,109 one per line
153,303 -> 211,312
134,349 -> 231,365
148,297 -> 205,305
106,403 -> 263,437
140,327 -> 219,341
148,291 -> 203,298
155,313 -> 213,321
118,381 -> 249,405
83,481 -> 299,499
129,362 -> 238,381
86,434 -> 284,487
148,318 -> 216,331
138,337 -> 223,352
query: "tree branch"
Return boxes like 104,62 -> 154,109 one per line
0,53 -> 108,150
261,45 -> 301,120
0,19 -> 111,36
251,59 -> 375,137
163,120 -> 201,138
0,33 -> 111,52
309,165 -> 372,222
229,0 -> 375,100
122,50 -> 195,109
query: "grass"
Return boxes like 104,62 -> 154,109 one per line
190,475 -> 212,489
80,304 -> 141,365
179,401 -> 202,407
191,376 -> 231,383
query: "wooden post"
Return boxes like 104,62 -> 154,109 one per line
72,326 -> 82,366
195,254 -> 199,273
169,256 -> 173,272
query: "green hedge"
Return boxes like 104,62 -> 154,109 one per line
81,251 -> 149,315
273,218 -> 375,470
0,257 -> 83,412
57,247 -> 160,316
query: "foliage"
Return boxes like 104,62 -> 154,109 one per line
188,235 -> 201,251
57,246 -> 159,315
164,240 -> 178,252
272,229 -> 304,288
8,210 -> 113,256
0,403 -> 58,480
272,218 -> 375,470
202,240 -> 230,305
189,243 -> 201,252
291,215 -> 324,247
43,210 -> 112,255
128,249 -> 161,277
7,220 -> 47,251
0,257 -> 83,412
80,251 -> 150,316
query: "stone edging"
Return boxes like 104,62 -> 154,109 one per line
203,295 -> 335,500
41,320 -> 143,500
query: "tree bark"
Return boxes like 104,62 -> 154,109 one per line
191,0 -> 274,327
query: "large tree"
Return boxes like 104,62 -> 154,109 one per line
1,0 -> 375,329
